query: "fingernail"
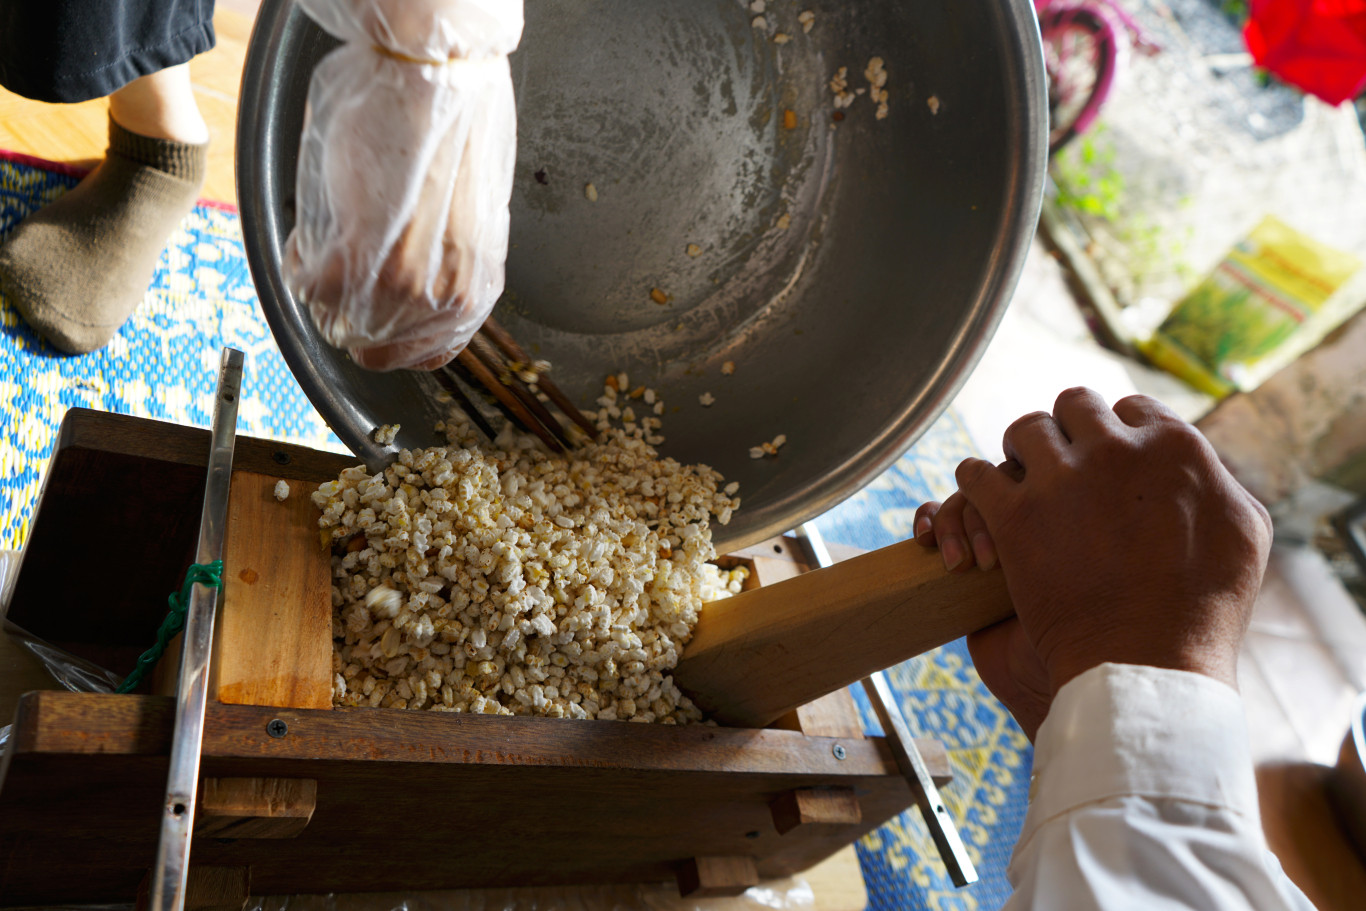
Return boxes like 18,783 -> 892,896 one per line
941,534 -> 966,571
914,515 -> 933,542
973,532 -> 998,571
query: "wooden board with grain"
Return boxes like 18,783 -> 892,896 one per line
773,689 -> 868,741
674,540 -> 1015,728
214,472 -> 332,709
196,777 -> 318,839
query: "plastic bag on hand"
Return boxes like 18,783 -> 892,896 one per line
285,0 -> 523,371
295,0 -> 523,61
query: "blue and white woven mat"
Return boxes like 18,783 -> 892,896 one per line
0,152 -> 1030,910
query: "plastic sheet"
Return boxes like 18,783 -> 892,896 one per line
0,549 -> 121,753
247,877 -> 814,911
284,0 -> 523,371
294,0 -> 523,61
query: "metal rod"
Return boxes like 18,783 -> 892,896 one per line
795,522 -> 979,888
861,672 -> 978,886
150,348 -> 244,911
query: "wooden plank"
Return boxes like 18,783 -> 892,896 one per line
770,788 -> 861,836
677,857 -> 760,898
4,409 -> 355,680
136,866 -> 252,911
7,687 -> 952,786
214,472 -> 332,709
53,408 -> 358,482
723,536 -> 813,590
673,539 -> 1015,728
743,541 -> 866,742
0,691 -> 915,902
917,739 -> 953,790
122,847 -> 869,911
185,866 -> 252,911
10,692 -> 897,777
196,777 -> 317,839
773,689 -> 866,740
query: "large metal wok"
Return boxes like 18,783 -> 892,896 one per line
237,0 -> 1047,551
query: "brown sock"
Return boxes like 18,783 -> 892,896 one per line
0,116 -> 207,354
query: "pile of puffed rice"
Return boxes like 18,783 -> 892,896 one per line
315,376 -> 745,724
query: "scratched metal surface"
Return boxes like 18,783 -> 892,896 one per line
237,0 -> 1047,551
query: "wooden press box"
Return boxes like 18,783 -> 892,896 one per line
0,410 -> 963,905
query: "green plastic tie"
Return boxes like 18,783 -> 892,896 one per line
115,560 -> 224,695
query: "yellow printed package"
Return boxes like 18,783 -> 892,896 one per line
1139,216 -> 1361,398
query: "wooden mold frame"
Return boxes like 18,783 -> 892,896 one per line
0,410 -> 946,905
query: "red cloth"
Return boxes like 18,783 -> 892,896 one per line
1244,0 -> 1366,104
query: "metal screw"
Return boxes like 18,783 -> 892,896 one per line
267,719 -> 288,738
273,450 -> 292,465
832,743 -> 847,760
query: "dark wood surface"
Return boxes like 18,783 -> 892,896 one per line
196,777 -> 318,839
0,691 -> 917,903
676,857 -> 760,898
136,866 -> 252,911
770,788 -> 863,836
4,409 -> 355,681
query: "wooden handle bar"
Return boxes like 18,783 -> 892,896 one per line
673,540 -> 1014,728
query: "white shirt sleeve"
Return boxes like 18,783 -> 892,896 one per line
1004,663 -> 1317,911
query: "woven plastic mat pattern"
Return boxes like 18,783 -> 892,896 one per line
0,152 -> 340,550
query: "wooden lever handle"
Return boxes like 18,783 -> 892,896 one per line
672,540 -> 1014,728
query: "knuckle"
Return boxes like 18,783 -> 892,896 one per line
1055,386 -> 1094,405
1162,421 -> 1212,457
1016,410 -> 1054,428
955,458 -> 988,489
1245,493 -> 1273,540
1091,425 -> 1135,456
1005,411 -> 1053,440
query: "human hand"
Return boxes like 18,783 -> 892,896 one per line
296,0 -> 523,61
286,0 -> 521,372
915,388 -> 1271,739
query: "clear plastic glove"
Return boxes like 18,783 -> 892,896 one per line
285,0 -> 524,371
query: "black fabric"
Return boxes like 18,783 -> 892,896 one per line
0,0 -> 215,103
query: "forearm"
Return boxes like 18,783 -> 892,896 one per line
287,0 -> 522,370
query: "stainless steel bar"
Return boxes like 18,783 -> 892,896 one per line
150,348 -> 244,911
796,522 -> 979,888
861,671 -> 979,887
